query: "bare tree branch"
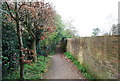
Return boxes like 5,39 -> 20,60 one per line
18,3 -> 26,12
5,2 -> 16,21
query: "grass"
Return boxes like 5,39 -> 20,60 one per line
64,52 -> 95,81
3,56 -> 50,79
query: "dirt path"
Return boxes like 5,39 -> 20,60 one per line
43,45 -> 85,79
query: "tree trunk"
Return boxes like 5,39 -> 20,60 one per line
32,39 -> 37,62
17,23 -> 24,79
15,2 -> 24,79
31,21 -> 38,62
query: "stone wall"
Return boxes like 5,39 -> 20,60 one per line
66,35 -> 120,79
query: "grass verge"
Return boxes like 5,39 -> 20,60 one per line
64,52 -> 95,81
4,56 -> 50,79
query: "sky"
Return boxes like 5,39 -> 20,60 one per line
46,0 -> 119,36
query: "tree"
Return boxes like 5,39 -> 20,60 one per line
103,33 -> 109,36
92,28 -> 100,36
19,1 -> 56,60
2,0 -> 77,79
64,19 -> 77,37
4,1 -> 25,79
3,1 -> 56,79
106,14 -> 118,35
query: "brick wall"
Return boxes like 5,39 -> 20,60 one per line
66,35 -> 120,79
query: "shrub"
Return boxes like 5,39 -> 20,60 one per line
3,56 -> 50,79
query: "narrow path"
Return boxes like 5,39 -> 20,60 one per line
43,45 -> 85,79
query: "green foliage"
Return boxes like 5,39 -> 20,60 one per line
54,14 -> 76,38
83,73 -> 94,80
50,50 -> 55,55
55,14 -> 65,28
64,52 -> 76,62
2,16 -> 19,77
64,52 -> 94,80
37,13 -> 74,57
92,28 -> 100,36
38,27 -> 63,56
61,29 -> 75,38
2,1 -> 77,79
3,56 -> 50,79
73,60 -> 80,66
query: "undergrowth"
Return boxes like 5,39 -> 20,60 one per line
64,52 -> 95,81
3,56 -> 50,79
50,50 -> 55,55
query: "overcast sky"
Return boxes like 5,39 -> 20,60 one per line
46,0 -> 119,36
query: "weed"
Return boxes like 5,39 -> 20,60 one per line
64,52 -> 94,80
